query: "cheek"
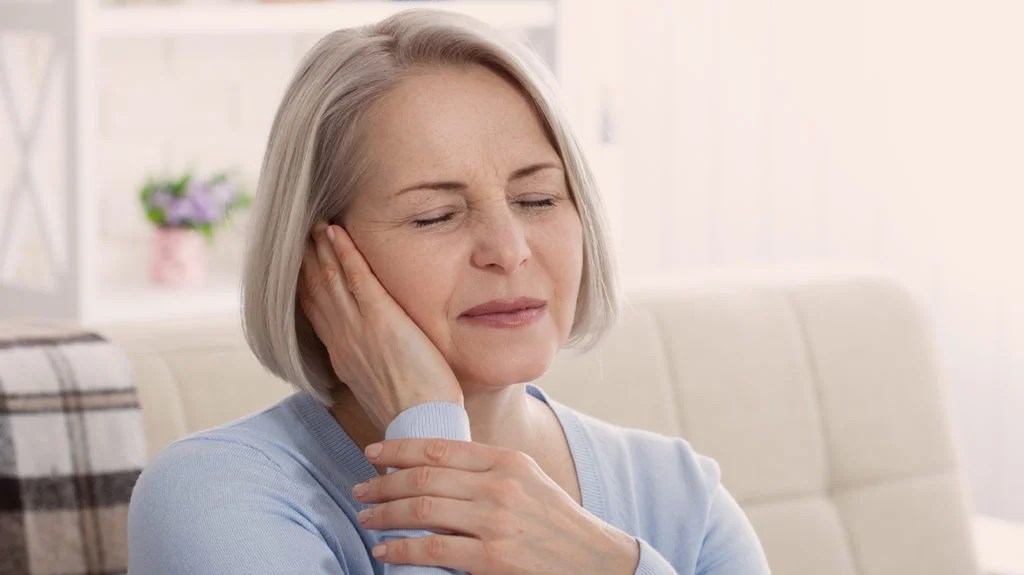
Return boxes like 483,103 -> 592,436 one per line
548,210 -> 584,288
359,237 -> 454,328
535,210 -> 584,329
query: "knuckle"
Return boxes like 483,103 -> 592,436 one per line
425,439 -> 450,464
345,269 -> 363,295
425,535 -> 446,560
389,538 -> 407,560
414,496 -> 433,521
504,449 -> 536,471
310,276 -> 333,302
487,478 -> 524,506
411,466 -> 432,492
367,477 -> 382,499
322,264 -> 342,288
394,440 -> 412,463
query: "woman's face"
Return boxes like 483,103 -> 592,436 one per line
340,64 -> 583,391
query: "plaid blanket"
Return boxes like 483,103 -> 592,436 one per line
0,319 -> 145,575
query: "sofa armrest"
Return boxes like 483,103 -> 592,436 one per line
975,515 -> 1024,575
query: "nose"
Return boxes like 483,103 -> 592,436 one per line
469,203 -> 531,274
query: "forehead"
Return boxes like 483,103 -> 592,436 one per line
359,64 -> 558,197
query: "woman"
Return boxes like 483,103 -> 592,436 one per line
126,9 -> 770,575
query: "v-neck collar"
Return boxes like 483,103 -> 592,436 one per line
290,383 -> 607,523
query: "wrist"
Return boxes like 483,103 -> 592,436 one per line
599,524 -> 640,575
619,532 -> 641,575
394,389 -> 463,415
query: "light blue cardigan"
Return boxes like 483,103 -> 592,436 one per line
127,383 -> 770,574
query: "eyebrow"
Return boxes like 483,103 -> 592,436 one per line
391,162 -> 564,198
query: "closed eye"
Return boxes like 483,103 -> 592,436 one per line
412,213 -> 456,228
520,198 -> 557,209
412,199 -> 557,228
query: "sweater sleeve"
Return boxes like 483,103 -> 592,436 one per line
127,437 -> 348,574
632,454 -> 771,575
377,400 -> 473,575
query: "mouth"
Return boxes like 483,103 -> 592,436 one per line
459,298 -> 548,329
459,297 -> 547,318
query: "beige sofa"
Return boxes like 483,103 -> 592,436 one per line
91,272 -> 981,575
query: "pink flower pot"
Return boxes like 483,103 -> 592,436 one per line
150,227 -> 207,288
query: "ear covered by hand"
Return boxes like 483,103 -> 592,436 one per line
297,221 -> 464,432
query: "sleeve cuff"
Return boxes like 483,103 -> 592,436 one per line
634,536 -> 678,575
384,400 -> 472,442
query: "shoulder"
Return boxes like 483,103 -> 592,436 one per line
134,429 -> 289,489
126,401 -> 360,573
140,391 -> 327,483
129,393 -> 326,526
128,431 -> 308,537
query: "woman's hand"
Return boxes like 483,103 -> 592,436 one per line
351,438 -> 641,574
298,222 -> 464,432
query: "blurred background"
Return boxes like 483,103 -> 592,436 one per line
1,0 -> 1021,554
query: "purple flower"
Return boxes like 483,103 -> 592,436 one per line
164,196 -> 196,225
189,192 -> 224,224
153,177 -> 236,226
209,181 -> 237,209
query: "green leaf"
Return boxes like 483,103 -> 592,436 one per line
233,192 -> 253,209
172,172 -> 191,196
145,207 -> 165,226
198,224 -> 215,245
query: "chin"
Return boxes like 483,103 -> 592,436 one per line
452,348 -> 555,390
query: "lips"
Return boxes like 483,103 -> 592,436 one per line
460,297 -> 547,317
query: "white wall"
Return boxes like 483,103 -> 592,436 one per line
604,0 -> 1024,521
92,34 -> 320,287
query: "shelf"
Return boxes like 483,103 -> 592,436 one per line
95,1 -> 555,37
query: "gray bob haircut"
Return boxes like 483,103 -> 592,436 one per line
240,8 -> 622,408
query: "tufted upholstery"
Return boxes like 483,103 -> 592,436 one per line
89,272 -> 981,575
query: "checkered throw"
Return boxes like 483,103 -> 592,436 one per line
0,319 -> 145,575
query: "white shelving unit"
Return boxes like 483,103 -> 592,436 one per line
0,0 -> 622,324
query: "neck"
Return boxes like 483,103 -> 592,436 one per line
329,382 -> 544,456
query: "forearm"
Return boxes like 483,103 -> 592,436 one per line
377,400 -> 472,575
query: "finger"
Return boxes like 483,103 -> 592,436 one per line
298,273 -> 337,348
360,496 -> 484,538
299,234 -> 325,309
353,466 -> 479,504
371,532 -> 484,571
327,224 -> 389,317
365,439 -> 502,473
299,239 -> 342,347
313,223 -> 360,321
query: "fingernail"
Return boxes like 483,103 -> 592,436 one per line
314,222 -> 326,233
357,508 -> 373,523
326,225 -> 336,241
372,544 -> 387,557
365,443 -> 383,460
352,482 -> 368,498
